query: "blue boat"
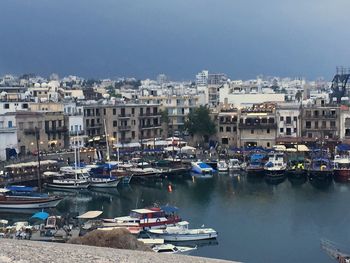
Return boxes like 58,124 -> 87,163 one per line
191,161 -> 215,177
246,153 -> 266,176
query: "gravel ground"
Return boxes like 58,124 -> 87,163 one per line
0,239 -> 238,263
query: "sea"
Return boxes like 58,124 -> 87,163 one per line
2,173 -> 349,263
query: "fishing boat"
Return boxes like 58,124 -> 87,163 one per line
148,221 -> 218,241
228,159 -> 241,171
308,157 -> 333,181
152,244 -> 197,254
191,161 -> 215,176
264,152 -> 287,178
0,188 -> 63,209
333,156 -> 350,183
103,206 -> 181,230
129,162 -> 162,179
88,175 -> 121,188
286,155 -> 307,179
216,160 -> 228,172
246,153 -> 266,176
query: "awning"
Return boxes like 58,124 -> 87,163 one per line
32,211 -> 49,220
273,145 -> 286,151
295,145 -> 309,152
160,205 -> 179,214
78,210 -> 103,219
164,146 -> 180,152
0,219 -> 8,225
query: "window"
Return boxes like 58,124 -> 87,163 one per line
314,121 -> 318,129
286,117 -> 291,124
306,121 -> 311,129
19,122 -> 24,129
219,127 -> 223,132
132,108 -> 135,115
113,108 -> 116,115
280,128 -> 284,133
314,110 -> 319,117
8,121 -> 12,128
226,126 -> 231,132
286,128 -> 291,135
308,133 -> 312,138
4,104 -> 9,109
267,129 -> 270,134
293,116 -> 297,121
280,116 -> 284,121
322,121 -> 326,128
267,142 -> 270,147
103,109 -> 106,115
113,121 -> 118,127
251,129 -> 254,134
294,128 -> 297,133
346,129 -> 350,137
330,121 -> 336,128
221,138 -> 229,144
305,110 -> 311,117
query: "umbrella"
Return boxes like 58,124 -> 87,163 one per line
31,211 -> 49,220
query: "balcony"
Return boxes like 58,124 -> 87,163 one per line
119,126 -> 131,131
0,127 -> 17,133
239,123 -> 277,129
139,112 -> 161,118
87,123 -> 102,129
24,128 -> 36,135
118,114 -> 131,118
45,126 -> 68,133
141,124 -> 162,130
69,130 -> 85,136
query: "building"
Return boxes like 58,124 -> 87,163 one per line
300,99 -> 340,143
238,104 -> 277,148
275,103 -> 301,143
0,114 -> 17,160
217,106 -> 239,147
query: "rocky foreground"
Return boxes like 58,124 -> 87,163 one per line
0,239 -> 238,263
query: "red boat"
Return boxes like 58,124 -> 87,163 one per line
103,206 -> 181,230
333,157 -> 350,183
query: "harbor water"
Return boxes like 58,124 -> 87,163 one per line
2,173 -> 350,262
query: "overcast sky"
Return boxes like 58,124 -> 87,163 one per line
1,0 -> 350,80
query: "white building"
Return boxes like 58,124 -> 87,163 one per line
0,114 -> 18,161
276,103 -> 301,138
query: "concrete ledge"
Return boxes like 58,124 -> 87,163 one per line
0,239 -> 237,263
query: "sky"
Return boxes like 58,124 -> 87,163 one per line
1,0 -> 350,81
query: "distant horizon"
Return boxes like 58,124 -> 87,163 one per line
1,0 -> 349,81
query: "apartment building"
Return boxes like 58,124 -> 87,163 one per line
275,103 -> 301,143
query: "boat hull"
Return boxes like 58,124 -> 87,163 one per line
333,169 -> 350,183
149,232 -> 218,241
89,178 -> 120,188
45,181 -> 90,189
0,197 -> 63,209
308,170 -> 333,180
246,167 -> 265,177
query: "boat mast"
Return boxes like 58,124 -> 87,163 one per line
104,118 -> 110,162
116,130 -> 120,163
35,127 -> 42,192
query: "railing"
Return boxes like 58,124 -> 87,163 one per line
239,123 -> 277,129
118,114 -> 131,118
119,126 -> 131,131
0,127 -> 17,133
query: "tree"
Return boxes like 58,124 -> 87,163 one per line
295,90 -> 303,102
185,106 -> 216,141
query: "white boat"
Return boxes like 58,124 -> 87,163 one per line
264,152 -> 287,177
217,160 -> 228,172
191,161 -> 215,176
148,221 -> 218,241
45,173 -> 90,189
152,244 -> 197,254
88,176 -> 120,188
228,159 -> 241,171
130,163 -> 162,179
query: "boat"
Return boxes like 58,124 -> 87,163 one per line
0,188 -> 63,209
264,152 -> 287,178
308,157 -> 333,181
191,161 -> 215,177
103,206 -> 181,230
286,155 -> 307,179
321,239 -> 350,263
228,159 -> 241,171
216,160 -> 228,172
152,244 -> 197,254
333,156 -> 350,183
88,175 -> 121,188
148,221 -> 218,241
44,172 -> 90,190
129,162 -> 162,179
246,153 -> 266,176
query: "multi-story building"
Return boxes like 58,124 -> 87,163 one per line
340,107 -> 350,143
0,114 -> 17,160
238,104 -> 277,148
275,103 -> 301,143
217,107 -> 239,147
300,99 -> 340,142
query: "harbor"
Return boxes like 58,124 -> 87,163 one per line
0,166 -> 350,262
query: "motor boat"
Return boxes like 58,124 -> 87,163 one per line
152,244 -> 197,254
102,206 -> 181,230
217,160 -> 228,173
44,172 -> 90,190
191,161 -> 215,176
246,153 -> 266,176
333,155 -> 350,182
228,159 -> 241,171
148,221 -> 218,241
264,152 -> 287,178
88,175 -> 121,188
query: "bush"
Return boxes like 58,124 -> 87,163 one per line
68,228 -> 150,251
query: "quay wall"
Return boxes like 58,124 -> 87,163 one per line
0,239 -> 239,263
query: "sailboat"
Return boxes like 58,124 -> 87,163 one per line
45,132 -> 90,189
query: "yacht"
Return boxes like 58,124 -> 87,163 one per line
152,244 -> 197,254
228,159 -> 241,171
264,152 -> 287,178
148,221 -> 218,241
191,161 -> 215,176
216,160 -> 228,172
44,172 -> 90,190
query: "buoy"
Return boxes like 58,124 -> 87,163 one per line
168,184 -> 173,192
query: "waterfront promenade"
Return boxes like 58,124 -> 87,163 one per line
0,239 -> 238,263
